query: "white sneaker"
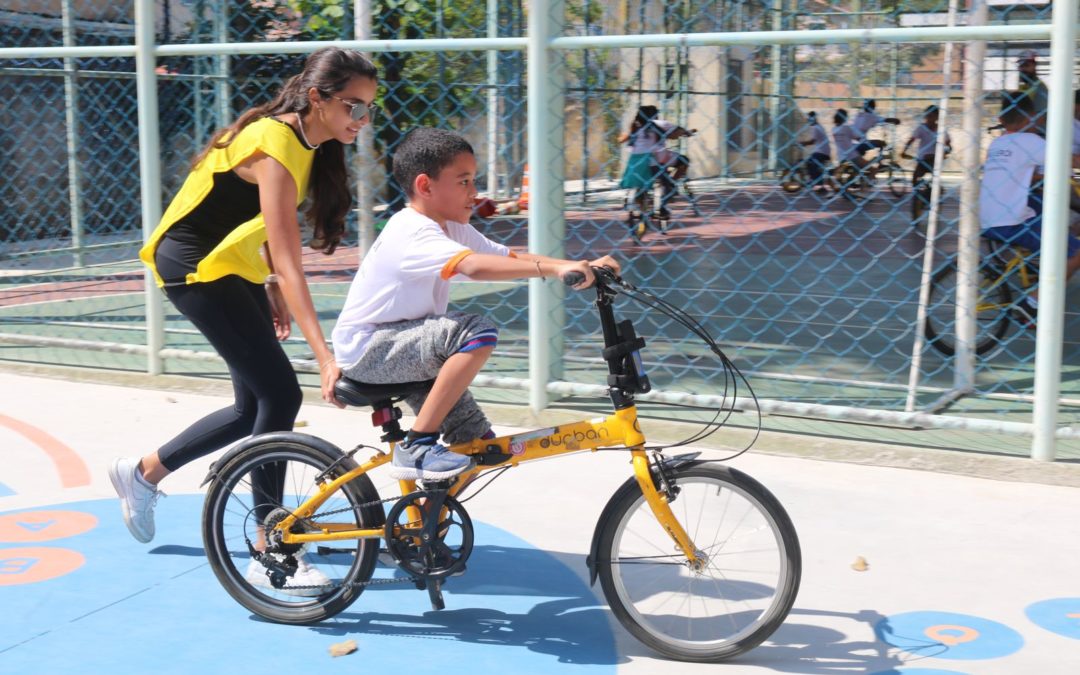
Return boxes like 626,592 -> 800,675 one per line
245,556 -> 332,597
107,457 -> 165,543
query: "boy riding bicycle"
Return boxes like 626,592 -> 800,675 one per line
331,127 -> 619,480
901,105 -> 952,185
979,92 -> 1080,324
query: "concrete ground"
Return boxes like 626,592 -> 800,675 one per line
2,368 -> 1079,674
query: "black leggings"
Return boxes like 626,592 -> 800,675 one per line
160,276 -> 302,518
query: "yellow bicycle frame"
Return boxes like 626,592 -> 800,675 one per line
272,404 -> 701,566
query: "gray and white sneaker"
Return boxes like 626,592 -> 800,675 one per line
245,556 -> 332,597
107,457 -> 165,543
388,436 -> 473,481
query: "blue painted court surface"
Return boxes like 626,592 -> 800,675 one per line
4,371 -> 1080,674
1,495 -> 617,673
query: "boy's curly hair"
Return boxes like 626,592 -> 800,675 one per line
392,128 -> 474,198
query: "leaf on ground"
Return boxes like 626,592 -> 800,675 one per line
851,556 -> 869,572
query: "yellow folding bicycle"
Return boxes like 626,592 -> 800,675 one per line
200,268 -> 801,662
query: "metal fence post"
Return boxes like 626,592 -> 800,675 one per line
135,0 -> 164,375
214,0 -> 231,127
955,0 -> 988,392
354,0 -> 377,258
61,0 -> 84,267
528,0 -> 567,412
487,0 -> 500,198
1030,0 -> 1078,461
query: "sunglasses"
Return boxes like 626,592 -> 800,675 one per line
328,95 -> 378,122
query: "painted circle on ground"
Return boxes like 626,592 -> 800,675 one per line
1025,598 -> 1080,640
0,546 -> 85,585
0,510 -> 98,543
875,611 -> 1023,660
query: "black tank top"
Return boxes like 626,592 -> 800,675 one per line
155,170 -> 261,284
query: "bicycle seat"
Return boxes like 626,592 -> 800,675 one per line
333,376 -> 435,407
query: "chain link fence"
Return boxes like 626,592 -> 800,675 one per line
1,0 -> 1078,459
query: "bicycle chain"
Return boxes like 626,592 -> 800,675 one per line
256,488 -> 443,591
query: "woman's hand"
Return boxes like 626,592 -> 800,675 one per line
589,255 -> 622,276
320,359 -> 344,408
265,283 -> 291,341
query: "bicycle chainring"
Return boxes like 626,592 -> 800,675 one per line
384,491 -> 474,580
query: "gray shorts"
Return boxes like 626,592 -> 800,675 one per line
342,312 -> 496,444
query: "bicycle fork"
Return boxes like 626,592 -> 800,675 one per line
630,450 -> 706,571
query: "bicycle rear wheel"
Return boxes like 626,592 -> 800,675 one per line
886,165 -> 907,197
596,462 -> 800,662
202,434 -> 383,624
780,167 -> 806,193
924,263 -> 1012,357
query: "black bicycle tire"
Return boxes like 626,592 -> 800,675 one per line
596,462 -> 801,662
924,263 -> 1012,357
202,437 -> 382,624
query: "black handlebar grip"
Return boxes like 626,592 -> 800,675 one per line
563,271 -> 585,287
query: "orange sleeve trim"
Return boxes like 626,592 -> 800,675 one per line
508,251 -> 519,258
441,249 -> 475,280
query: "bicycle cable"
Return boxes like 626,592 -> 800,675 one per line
598,271 -> 763,462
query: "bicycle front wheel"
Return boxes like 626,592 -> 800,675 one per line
202,434 -> 382,624
924,263 -> 1012,357
596,462 -> 800,662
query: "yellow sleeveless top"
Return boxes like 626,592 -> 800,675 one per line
140,117 -> 315,287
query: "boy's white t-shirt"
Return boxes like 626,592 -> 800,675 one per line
832,124 -> 860,160
979,132 -> 1046,229
331,207 -> 512,366
808,124 -> 831,156
853,111 -> 884,136
909,123 -> 951,159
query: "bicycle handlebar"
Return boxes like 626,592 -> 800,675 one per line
563,271 -> 586,287
562,265 -> 619,289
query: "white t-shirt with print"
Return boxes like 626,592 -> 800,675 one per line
909,123 -> 951,159
832,124 -> 860,160
979,132 -> 1046,229
331,207 -> 512,366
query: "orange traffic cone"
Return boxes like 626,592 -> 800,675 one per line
517,164 -> 530,210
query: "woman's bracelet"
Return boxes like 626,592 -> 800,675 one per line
319,357 -> 336,370
535,260 -> 544,279
264,273 -> 280,285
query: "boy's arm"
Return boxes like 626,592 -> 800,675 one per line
514,251 -> 621,275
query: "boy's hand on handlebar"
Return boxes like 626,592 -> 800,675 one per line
558,261 -> 595,289
589,255 -> 621,276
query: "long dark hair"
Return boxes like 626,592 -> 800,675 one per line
192,47 -> 378,255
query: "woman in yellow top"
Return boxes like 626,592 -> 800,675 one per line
108,48 -> 376,585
